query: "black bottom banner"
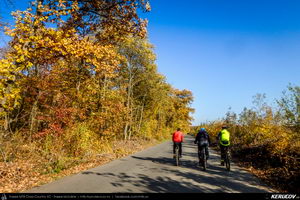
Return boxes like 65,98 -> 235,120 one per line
1,193 -> 299,200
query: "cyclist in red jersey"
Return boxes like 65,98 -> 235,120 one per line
172,128 -> 184,158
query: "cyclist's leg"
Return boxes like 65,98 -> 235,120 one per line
205,144 -> 209,160
220,145 -> 225,165
173,142 -> 177,158
197,145 -> 201,163
173,142 -> 176,154
179,142 -> 182,157
224,146 -> 229,165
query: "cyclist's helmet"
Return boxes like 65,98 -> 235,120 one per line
200,128 -> 206,132
222,125 -> 228,129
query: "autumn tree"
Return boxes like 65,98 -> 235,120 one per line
0,3 -> 121,137
277,84 -> 300,135
115,36 -> 155,139
37,0 -> 150,43
114,35 -> 194,140
0,0 -> 194,152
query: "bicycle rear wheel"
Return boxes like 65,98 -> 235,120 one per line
198,147 -> 206,171
175,147 -> 179,166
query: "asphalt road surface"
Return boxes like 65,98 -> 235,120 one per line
26,135 -> 275,193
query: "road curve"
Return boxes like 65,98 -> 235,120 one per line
26,135 -> 275,193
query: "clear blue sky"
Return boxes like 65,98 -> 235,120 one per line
1,0 -> 300,125
144,0 -> 300,125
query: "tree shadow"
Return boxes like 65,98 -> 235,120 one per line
82,171 -> 217,193
82,155 -> 271,193
131,155 -> 269,190
80,136 -> 273,193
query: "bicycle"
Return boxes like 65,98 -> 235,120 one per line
198,146 -> 207,171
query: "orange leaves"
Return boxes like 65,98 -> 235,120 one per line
0,159 -> 41,193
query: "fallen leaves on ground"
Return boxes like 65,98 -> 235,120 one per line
0,139 -> 158,193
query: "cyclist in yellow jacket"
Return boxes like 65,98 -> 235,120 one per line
216,125 -> 230,166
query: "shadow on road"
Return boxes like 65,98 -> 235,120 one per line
131,155 -> 268,191
82,171 -> 218,193
82,154 -> 270,193
81,136 -> 271,193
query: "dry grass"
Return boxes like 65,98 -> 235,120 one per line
230,144 -> 300,193
0,138 -> 159,193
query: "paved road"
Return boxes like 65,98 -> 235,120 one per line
26,135 -> 275,193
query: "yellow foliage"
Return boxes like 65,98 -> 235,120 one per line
0,6 -> 122,116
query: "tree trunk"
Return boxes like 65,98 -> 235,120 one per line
29,99 -> 38,140
128,106 -> 133,140
155,111 -> 161,137
124,64 -> 133,140
123,123 -> 128,140
138,104 -> 144,134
